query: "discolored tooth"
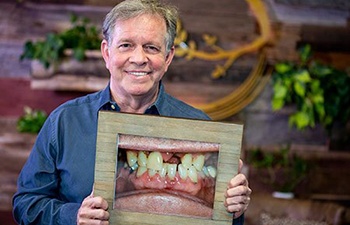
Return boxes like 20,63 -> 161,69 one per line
126,151 -> 138,167
147,151 -> 163,171
207,166 -> 217,178
181,153 -> 192,169
148,169 -> 157,178
202,166 -> 209,177
167,164 -> 177,180
138,151 -> 148,167
159,163 -> 167,178
188,165 -> 198,183
130,163 -> 138,171
178,164 -> 188,180
193,155 -> 205,171
136,166 -> 147,177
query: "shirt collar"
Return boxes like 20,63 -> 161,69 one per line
98,82 -> 165,115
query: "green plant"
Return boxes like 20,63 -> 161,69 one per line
17,106 -> 47,134
248,146 -> 309,193
271,44 -> 350,133
20,14 -> 101,69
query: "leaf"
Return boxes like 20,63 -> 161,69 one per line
310,61 -> 333,77
310,80 -> 322,93
273,83 -> 288,99
294,70 -> 311,83
293,81 -> 306,97
272,98 -> 285,111
274,63 -> 292,74
315,103 -> 325,120
289,112 -> 310,129
311,94 -> 324,104
299,44 -> 312,64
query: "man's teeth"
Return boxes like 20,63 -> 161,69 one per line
137,166 -> 147,177
202,165 -> 217,178
188,166 -> 198,183
126,151 -> 138,167
181,154 -> 192,169
126,151 -> 216,181
130,71 -> 148,76
178,164 -> 188,180
167,163 -> 177,180
147,152 -> 163,171
138,151 -> 147,167
193,155 -> 205,171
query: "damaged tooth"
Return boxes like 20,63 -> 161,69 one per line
181,153 -> 192,169
130,163 -> 138,171
193,155 -> 205,171
136,166 -> 147,177
126,151 -> 138,167
138,151 -> 148,167
167,164 -> 177,180
188,165 -> 198,183
207,166 -> 217,178
159,163 -> 168,178
178,164 -> 188,180
147,152 -> 163,171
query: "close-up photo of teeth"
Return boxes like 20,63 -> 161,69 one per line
125,151 -> 216,183
114,148 -> 218,218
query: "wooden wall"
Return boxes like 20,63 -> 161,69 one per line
0,0 -> 349,147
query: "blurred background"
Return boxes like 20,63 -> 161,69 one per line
0,0 -> 349,224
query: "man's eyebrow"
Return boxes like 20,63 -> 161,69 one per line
117,38 -> 133,43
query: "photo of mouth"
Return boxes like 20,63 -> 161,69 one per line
114,134 -> 219,218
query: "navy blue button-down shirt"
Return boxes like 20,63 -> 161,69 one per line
13,83 -> 243,225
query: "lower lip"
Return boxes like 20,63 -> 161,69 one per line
114,189 -> 213,218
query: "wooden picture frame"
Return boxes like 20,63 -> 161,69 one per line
94,111 -> 243,225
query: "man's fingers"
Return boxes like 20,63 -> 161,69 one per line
238,159 -> 243,173
82,196 -> 109,210
227,173 -> 249,189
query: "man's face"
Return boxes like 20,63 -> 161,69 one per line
101,13 -> 174,99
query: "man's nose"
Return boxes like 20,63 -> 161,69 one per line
129,46 -> 148,65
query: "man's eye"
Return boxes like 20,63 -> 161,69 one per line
145,46 -> 160,53
119,44 -> 131,49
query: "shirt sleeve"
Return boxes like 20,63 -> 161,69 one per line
12,116 -> 80,225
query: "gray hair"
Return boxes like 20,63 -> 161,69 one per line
102,0 -> 178,53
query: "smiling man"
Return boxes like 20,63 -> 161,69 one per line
13,1 -> 251,224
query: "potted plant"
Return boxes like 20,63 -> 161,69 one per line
271,44 -> 350,148
20,14 -> 105,78
247,146 -> 309,199
17,106 -> 47,134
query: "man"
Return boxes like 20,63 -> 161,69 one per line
13,0 -> 251,224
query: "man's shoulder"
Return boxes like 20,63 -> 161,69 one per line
51,91 -> 103,117
163,92 -> 211,120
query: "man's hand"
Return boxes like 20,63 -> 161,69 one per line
224,159 -> 252,219
77,190 -> 110,225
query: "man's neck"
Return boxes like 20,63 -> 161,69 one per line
110,88 -> 159,114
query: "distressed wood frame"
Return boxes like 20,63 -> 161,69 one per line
94,111 -> 243,225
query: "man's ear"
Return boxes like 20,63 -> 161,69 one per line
164,46 -> 175,72
101,39 -> 110,69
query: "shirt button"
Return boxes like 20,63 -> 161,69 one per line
111,104 -> 116,110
